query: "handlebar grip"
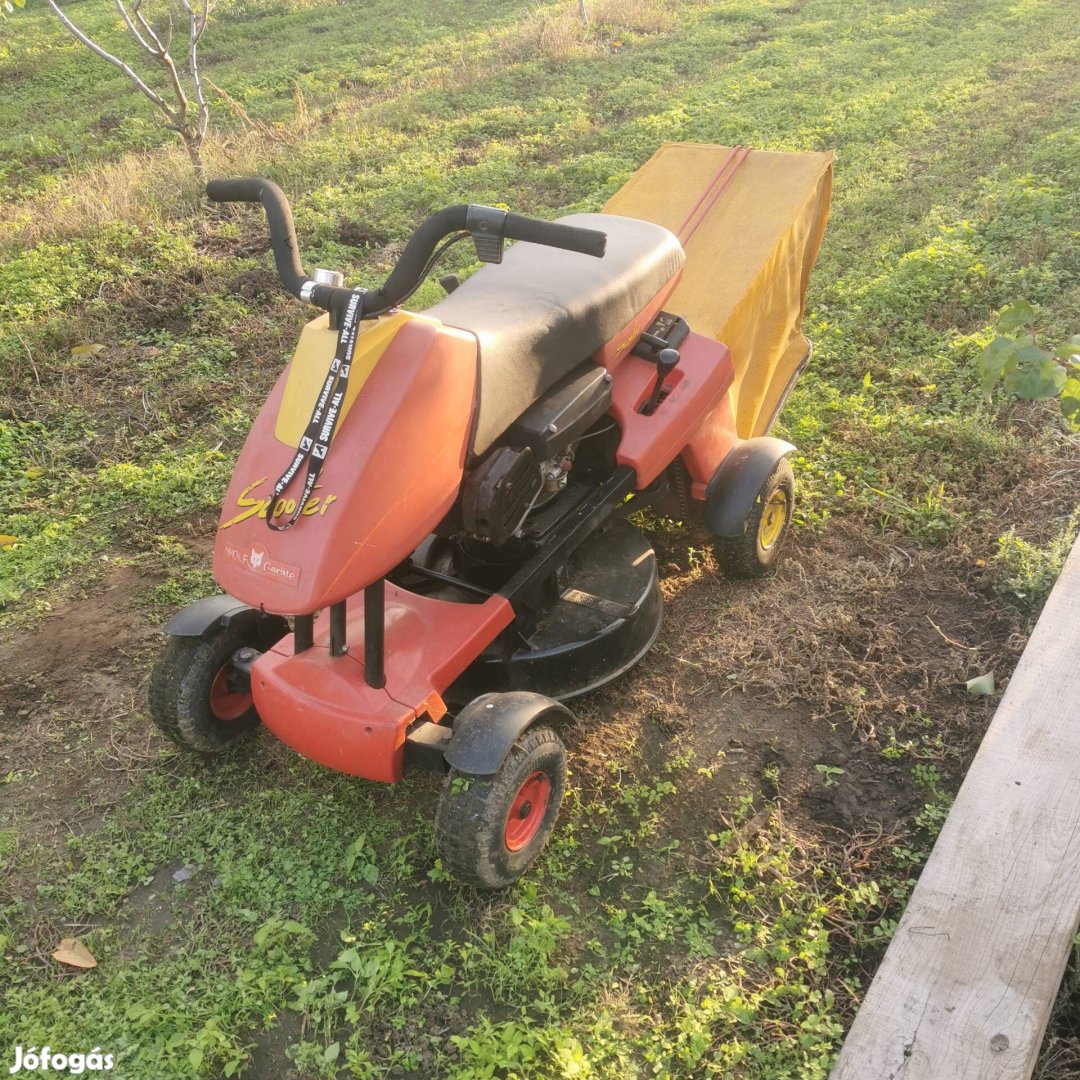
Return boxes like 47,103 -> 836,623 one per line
206,177 -> 308,300
502,213 -> 607,258
205,178 -> 267,203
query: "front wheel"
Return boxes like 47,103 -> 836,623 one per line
435,724 -> 567,889
714,458 -> 794,579
149,624 -> 262,753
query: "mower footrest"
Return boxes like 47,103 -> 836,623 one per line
250,588 -> 514,783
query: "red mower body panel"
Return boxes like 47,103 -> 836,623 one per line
592,275 -> 682,372
607,330 -> 736,488
251,587 -> 514,782
213,313 -> 478,614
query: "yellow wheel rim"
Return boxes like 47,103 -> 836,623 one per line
758,489 -> 789,550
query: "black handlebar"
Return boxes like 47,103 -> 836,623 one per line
206,177 -> 607,317
206,177 -> 356,311
502,213 -> 607,258
205,178 -> 303,295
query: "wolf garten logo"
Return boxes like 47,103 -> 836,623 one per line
224,542 -> 302,588
219,477 -> 338,530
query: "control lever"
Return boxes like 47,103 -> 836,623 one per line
643,348 -> 680,415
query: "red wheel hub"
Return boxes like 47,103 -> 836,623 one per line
504,771 -> 551,852
209,663 -> 253,721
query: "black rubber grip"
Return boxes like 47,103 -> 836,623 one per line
206,177 -> 308,300
205,178 -> 265,203
503,213 -> 607,258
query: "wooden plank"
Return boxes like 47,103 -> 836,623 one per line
832,538 -> 1080,1080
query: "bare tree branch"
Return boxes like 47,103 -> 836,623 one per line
122,0 -> 189,134
186,0 -> 210,139
130,0 -> 166,55
44,0 -> 174,118
113,0 -> 155,54
131,0 -> 166,55
157,42 -> 190,128
43,0 -> 213,177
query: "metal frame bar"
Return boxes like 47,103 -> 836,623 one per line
329,601 -> 347,657
364,579 -> 385,688
400,563 -> 493,599
293,614 -> 314,653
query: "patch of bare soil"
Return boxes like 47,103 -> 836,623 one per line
555,513 -> 1039,1016
697,523 -> 1015,729
194,213 -> 273,260
0,566 -> 163,902
338,219 -> 391,249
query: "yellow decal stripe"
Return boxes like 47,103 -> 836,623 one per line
274,311 -> 412,447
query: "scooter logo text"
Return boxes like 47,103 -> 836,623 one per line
219,477 -> 338,530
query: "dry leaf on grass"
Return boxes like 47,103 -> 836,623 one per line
52,937 -> 97,969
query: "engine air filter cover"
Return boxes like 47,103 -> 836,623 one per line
461,446 -> 542,545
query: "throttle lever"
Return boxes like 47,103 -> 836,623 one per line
643,348 -> 680,415
465,205 -> 509,264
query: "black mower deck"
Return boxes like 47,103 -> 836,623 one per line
448,521 -> 662,702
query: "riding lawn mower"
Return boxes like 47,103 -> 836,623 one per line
149,143 -> 833,887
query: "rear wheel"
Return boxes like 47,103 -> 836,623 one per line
435,724 -> 567,889
149,624 -> 262,753
714,458 -> 794,579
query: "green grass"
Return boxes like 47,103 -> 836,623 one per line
2,0 -> 1079,1074
1,746 -> 915,1078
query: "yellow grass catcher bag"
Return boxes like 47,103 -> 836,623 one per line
605,142 -> 834,438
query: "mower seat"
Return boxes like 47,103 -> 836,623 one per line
428,212 -> 685,456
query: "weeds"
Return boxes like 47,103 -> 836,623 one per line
990,510 -> 1080,609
